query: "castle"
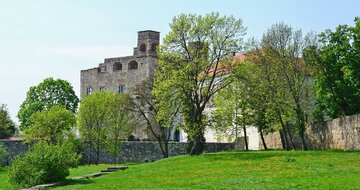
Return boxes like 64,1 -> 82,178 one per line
80,30 -> 260,147
80,30 -> 160,140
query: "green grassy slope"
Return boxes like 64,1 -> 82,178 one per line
51,150 -> 360,190
0,164 -> 114,190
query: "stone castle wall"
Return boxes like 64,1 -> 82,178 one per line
80,31 -> 159,140
260,113 -> 360,150
0,140 -> 234,165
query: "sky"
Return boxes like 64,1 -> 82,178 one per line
0,0 -> 359,124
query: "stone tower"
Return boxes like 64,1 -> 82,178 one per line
134,30 -> 160,58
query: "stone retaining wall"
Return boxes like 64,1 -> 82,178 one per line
260,114 -> 360,150
0,140 -> 234,165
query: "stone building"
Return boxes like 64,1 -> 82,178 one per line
80,30 -> 160,140
79,30 -> 255,145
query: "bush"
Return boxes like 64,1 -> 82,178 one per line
8,141 -> 81,188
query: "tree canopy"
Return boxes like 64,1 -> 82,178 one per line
23,105 -> 76,144
17,78 -> 79,130
155,12 -> 246,155
78,91 -> 133,164
306,17 -> 360,119
0,104 -> 16,139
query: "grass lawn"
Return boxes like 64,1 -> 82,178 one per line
49,150 -> 360,190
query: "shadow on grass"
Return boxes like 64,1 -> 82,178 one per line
54,178 -> 94,188
203,150 -> 319,161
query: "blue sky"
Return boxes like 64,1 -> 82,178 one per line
0,0 -> 359,123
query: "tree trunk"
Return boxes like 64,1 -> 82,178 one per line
114,139 -> 117,164
164,140 -> 169,158
277,111 -> 290,150
295,105 -> 308,151
243,126 -> 249,150
286,124 -> 296,150
96,141 -> 100,165
190,133 -> 205,155
88,141 -> 92,165
157,136 -> 169,158
279,130 -> 286,150
259,129 -> 267,150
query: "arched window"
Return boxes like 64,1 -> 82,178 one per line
140,43 -> 146,52
128,61 -> 138,70
113,62 -> 122,71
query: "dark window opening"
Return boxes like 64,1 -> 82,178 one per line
86,87 -> 92,95
113,62 -> 122,71
128,61 -> 138,70
140,43 -> 146,52
118,85 -> 124,93
174,129 -> 180,142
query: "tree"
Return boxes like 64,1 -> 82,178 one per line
17,78 -> 79,130
23,105 -> 76,144
78,91 -> 133,164
133,81 -> 180,158
212,61 -> 275,150
245,45 -> 295,150
232,62 -> 275,150
212,77 -> 251,150
0,104 -> 15,139
104,93 -> 133,164
78,92 -> 109,165
156,12 -> 246,155
250,23 -> 316,150
305,17 -> 360,119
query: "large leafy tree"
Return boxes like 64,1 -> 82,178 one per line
78,91 -> 133,164
155,12 -> 246,155
212,61 -> 275,150
305,17 -> 360,119
252,23 -> 316,150
17,78 -> 79,130
0,104 -> 15,139
104,93 -> 133,164
78,92 -> 109,165
23,105 -> 76,144
246,46 -> 295,150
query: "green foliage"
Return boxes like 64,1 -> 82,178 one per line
212,61 -> 278,150
155,12 -> 246,155
23,105 -> 76,144
0,104 -> 16,139
306,17 -> 360,118
0,142 -> 8,165
17,78 -> 79,130
104,93 -> 133,164
78,91 -> 133,164
8,141 -> 81,188
245,23 -> 317,150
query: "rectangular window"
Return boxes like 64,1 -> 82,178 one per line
118,85 -> 124,93
86,87 -> 92,95
99,86 -> 105,92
